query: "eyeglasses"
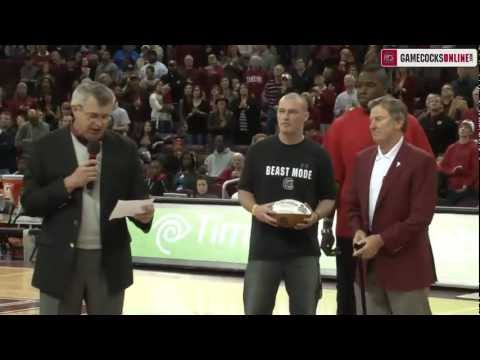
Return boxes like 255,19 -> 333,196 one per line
73,105 -> 111,123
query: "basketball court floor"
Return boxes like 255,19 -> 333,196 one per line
0,263 -> 477,315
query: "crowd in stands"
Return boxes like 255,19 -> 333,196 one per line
0,45 -> 477,205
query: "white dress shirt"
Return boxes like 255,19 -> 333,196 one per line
369,136 -> 404,229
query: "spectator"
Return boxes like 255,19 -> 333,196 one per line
438,120 -> 478,207
461,86 -> 478,137
194,175 -> 217,198
0,111 -> 17,174
231,77 -> 241,97
310,77 -> 336,134
452,67 -> 477,107
291,58 -> 313,93
203,53 -> 224,94
219,77 -> 235,104
184,85 -> 209,145
229,83 -> 262,145
97,72 -> 115,89
222,45 -> 246,80
262,64 -> 285,134
137,121 -> 161,153
204,135 -> 234,177
334,74 -> 358,117
174,151 -> 198,192
7,81 -> 37,119
113,45 -> 139,71
136,45 -> 152,71
208,97 -> 233,139
111,100 -> 131,136
56,57 -> 81,102
217,152 -> 245,185
80,56 -> 93,80
15,108 -> 50,156
95,50 -> 120,83
178,83 -> 193,125
418,94 -> 458,157
36,76 -> 57,102
262,64 -> 284,109
254,45 -> 277,72
244,55 -> 268,102
139,65 -> 159,93
147,159 -> 168,196
208,84 -> 222,112
392,68 -> 417,113
440,83 -> 455,116
15,113 -> 27,129
58,114 -> 73,129
20,55 -> 39,88
364,45 -> 380,64
161,60 -> 186,104
37,93 -> 59,131
32,45 -> 50,65
180,54 -> 201,85
149,81 -> 174,135
140,50 -> 168,80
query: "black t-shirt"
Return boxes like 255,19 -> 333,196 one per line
239,135 -> 336,261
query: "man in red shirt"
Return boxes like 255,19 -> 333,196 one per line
179,54 -> 202,87
323,64 -> 432,315
438,120 -> 478,207
244,55 -> 268,102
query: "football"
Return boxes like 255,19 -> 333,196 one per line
271,199 -> 312,229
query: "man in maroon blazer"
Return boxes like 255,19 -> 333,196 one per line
347,95 -> 437,315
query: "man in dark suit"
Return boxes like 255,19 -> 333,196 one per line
346,95 -> 437,315
21,80 -> 154,315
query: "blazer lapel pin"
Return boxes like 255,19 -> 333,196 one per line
396,161 -> 401,168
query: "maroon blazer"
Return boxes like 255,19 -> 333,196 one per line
347,141 -> 437,291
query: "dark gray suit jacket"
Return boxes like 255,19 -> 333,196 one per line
22,127 -> 152,299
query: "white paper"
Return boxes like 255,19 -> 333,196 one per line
109,198 -> 154,220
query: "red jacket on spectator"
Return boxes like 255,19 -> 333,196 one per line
312,88 -> 336,125
7,96 -> 37,118
438,140 -> 478,191
244,68 -> 268,101
181,67 -> 202,86
203,64 -> 224,94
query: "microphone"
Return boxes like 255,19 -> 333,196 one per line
86,140 -> 101,190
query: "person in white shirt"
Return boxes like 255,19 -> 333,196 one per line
149,81 -> 173,134
140,50 -> 168,80
334,74 -> 358,117
204,135 -> 234,177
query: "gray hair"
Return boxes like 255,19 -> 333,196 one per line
71,79 -> 115,107
279,92 -> 309,111
368,95 -> 408,132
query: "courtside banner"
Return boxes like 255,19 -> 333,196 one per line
381,48 -> 477,67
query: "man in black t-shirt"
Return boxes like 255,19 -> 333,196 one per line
238,93 -> 336,315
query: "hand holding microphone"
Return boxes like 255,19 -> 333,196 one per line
64,141 -> 101,193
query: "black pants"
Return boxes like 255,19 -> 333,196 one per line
336,237 -> 357,315
243,256 -> 322,315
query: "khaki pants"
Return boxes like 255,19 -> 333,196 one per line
355,267 -> 432,315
